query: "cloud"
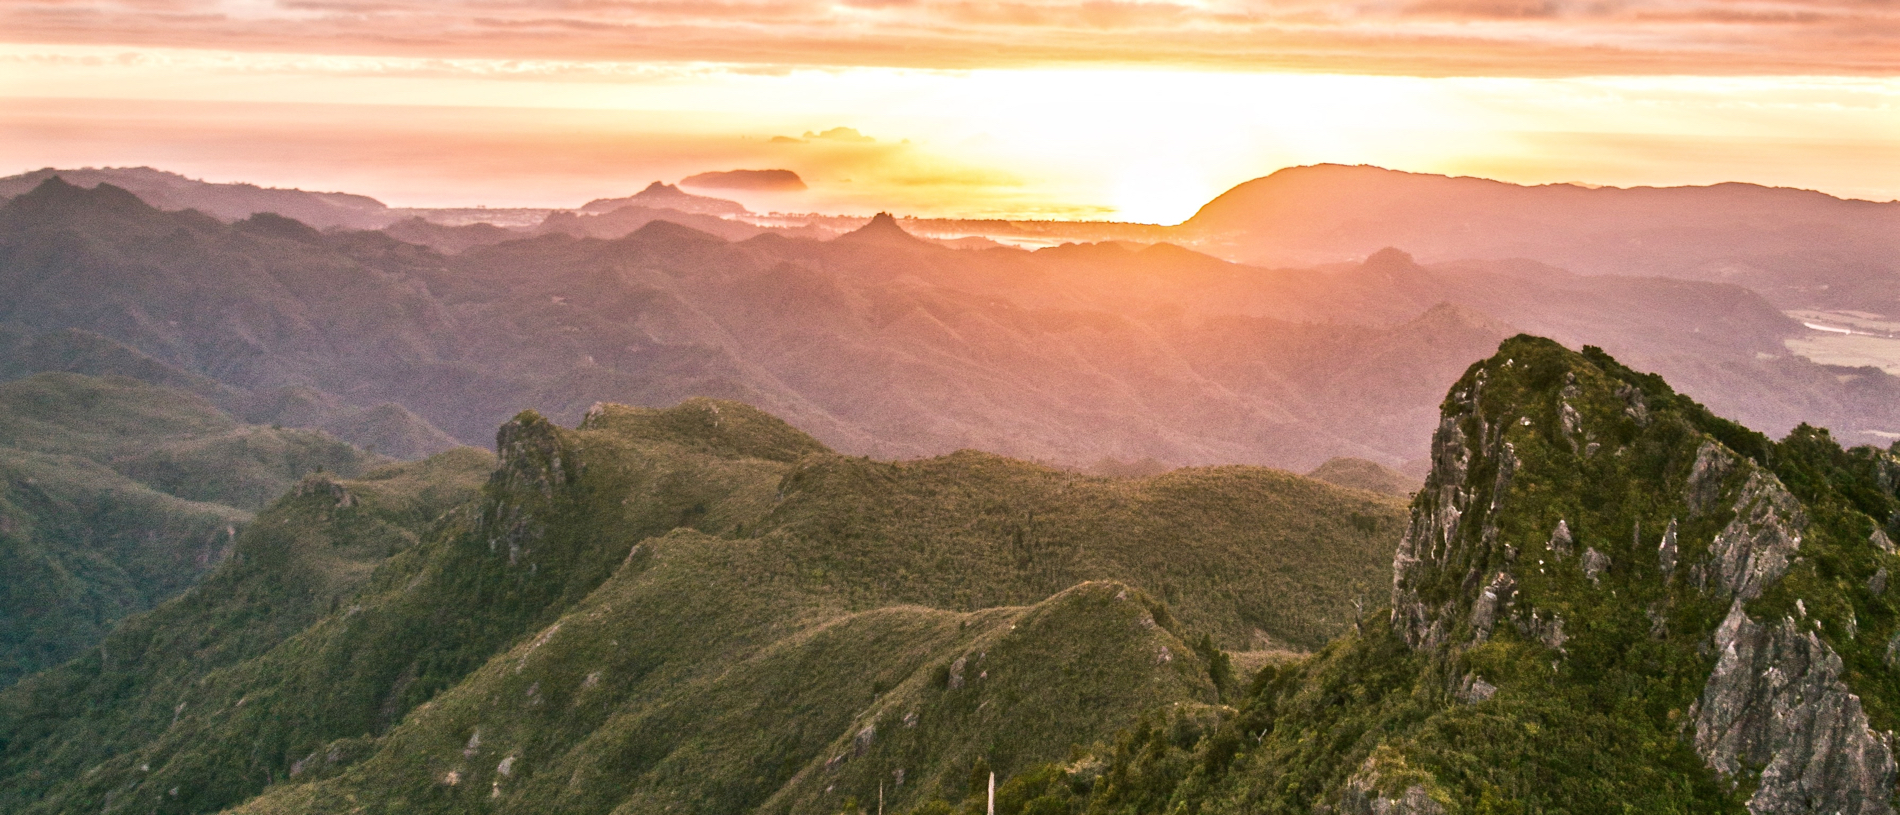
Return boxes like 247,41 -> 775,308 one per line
0,0 -> 1897,75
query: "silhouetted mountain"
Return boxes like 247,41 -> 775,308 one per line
832,211 -> 939,250
0,167 -> 393,230
1183,164 -> 1900,313
380,216 -> 520,254
535,204 -> 766,242
579,181 -> 749,216
681,168 -> 806,191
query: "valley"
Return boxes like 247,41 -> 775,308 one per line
2,162 -> 1898,814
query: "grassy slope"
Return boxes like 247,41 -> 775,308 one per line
0,397 -> 1403,815
0,373 -> 386,685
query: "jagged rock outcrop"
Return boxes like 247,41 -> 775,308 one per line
1455,673 -> 1496,704
1581,547 -> 1609,584
1687,440 -> 1739,516
292,473 -> 356,508
1383,337 -> 1900,814
1695,469 -> 1807,602
479,411 -> 580,567
1670,441 -> 1895,811
1337,783 -> 1446,815
493,410 -> 577,498
1391,373 -> 1495,650
1467,572 -> 1515,641
1659,519 -> 1680,579
1547,519 -> 1573,559
1694,605 -> 1897,814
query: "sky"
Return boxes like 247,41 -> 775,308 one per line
1,1 -> 1897,222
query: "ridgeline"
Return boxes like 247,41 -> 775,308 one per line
0,398 -> 1402,815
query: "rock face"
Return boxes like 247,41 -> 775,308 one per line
1390,373 -> 1497,651
1695,605 -> 1897,815
1385,337 -> 1900,814
1467,572 -> 1516,642
1696,469 -> 1807,602
1675,445 -> 1895,812
1659,519 -> 1680,579
1581,547 -> 1610,584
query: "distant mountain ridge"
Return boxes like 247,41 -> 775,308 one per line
15,163 -> 1895,319
0,167 -> 393,230
1183,163 -> 1900,314
1305,456 -> 1419,496
5,175 -> 1899,472
579,181 -> 749,216
680,168 -> 806,191
0,169 -> 766,237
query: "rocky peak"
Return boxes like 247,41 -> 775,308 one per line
494,410 -> 577,499
1389,335 -> 1900,813
833,212 -> 934,249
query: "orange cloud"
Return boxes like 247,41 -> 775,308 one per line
2,0 -> 1898,75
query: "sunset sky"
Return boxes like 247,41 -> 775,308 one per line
2,0 -> 1897,221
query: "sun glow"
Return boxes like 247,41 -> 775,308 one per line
4,45 -> 1897,220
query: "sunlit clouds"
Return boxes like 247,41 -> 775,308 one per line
3,47 -> 1896,221
2,0 -> 1898,221
6,0 -> 1900,75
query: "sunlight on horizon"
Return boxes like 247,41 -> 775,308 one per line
4,45 -> 1897,221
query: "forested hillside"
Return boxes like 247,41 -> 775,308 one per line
0,398 -> 1402,815
0,372 -> 386,685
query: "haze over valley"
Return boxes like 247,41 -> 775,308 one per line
4,164 -> 1898,474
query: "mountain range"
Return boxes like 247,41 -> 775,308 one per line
7,340 -> 1899,814
6,158 -> 1900,813
4,172 -> 1898,475
1182,164 -> 1900,316
0,398 -> 1403,815
0,168 -> 394,232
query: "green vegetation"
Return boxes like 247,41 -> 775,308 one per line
904,336 -> 1900,815
0,372 -> 386,685
28,337 -> 1889,815
0,397 -> 1403,815
0,446 -> 493,809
